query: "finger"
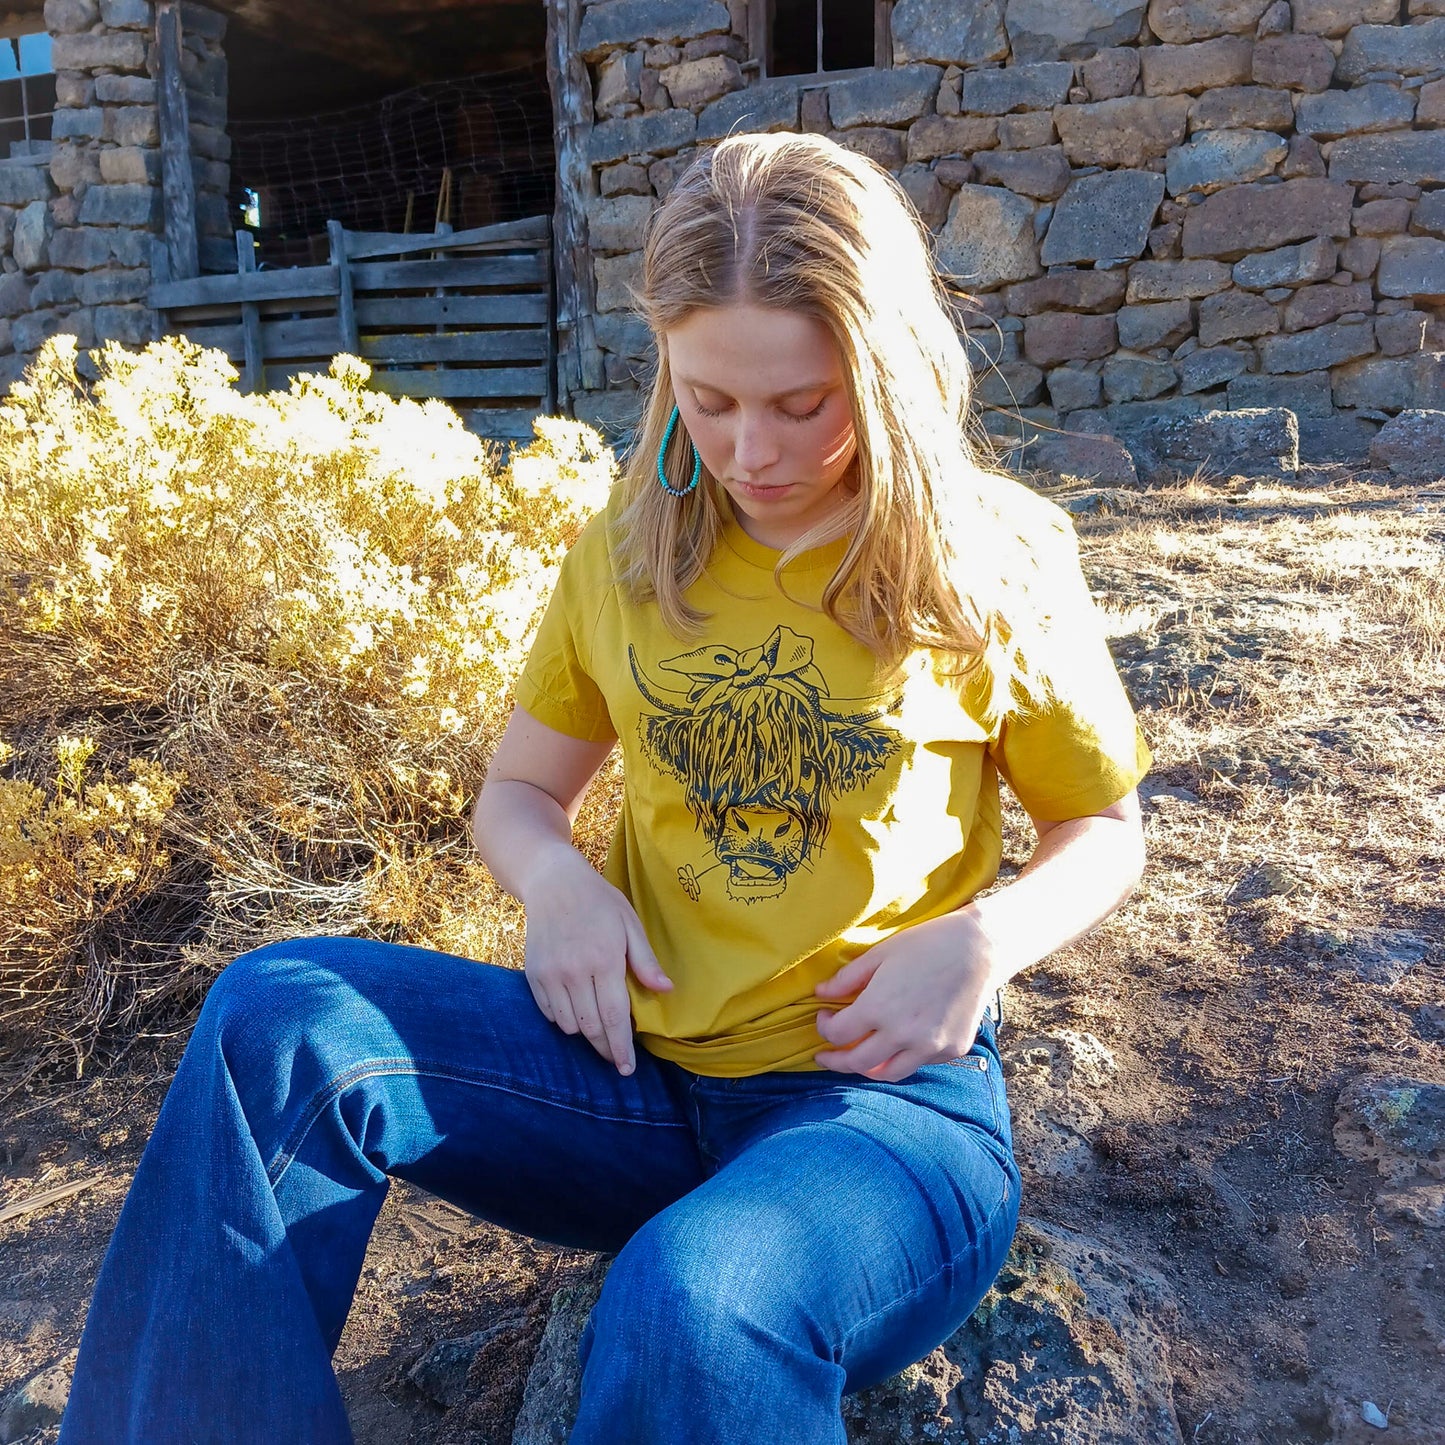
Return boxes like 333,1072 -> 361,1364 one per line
524,970 -> 556,1024
623,914 -> 673,992
814,1031 -> 897,1076
565,977 -> 615,1064
814,954 -> 881,999
549,985 -> 580,1037
593,971 -> 637,1076
815,1002 -> 877,1050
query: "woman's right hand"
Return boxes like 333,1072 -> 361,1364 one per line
519,847 -> 672,1076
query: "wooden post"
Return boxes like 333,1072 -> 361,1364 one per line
236,229 -> 263,393
545,0 -> 604,411
155,2 -> 199,282
327,220 -> 361,355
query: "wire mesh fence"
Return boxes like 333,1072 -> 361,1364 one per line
230,60 -> 556,270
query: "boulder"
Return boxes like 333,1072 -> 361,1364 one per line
1139,37 -> 1254,96
1126,406 -> 1299,480
0,1361 -> 71,1442
1328,133 -> 1445,188
1165,128 -> 1287,195
1003,0 -> 1146,61
1259,319 -> 1375,374
1181,179 -> 1352,258
1378,237 -> 1445,300
1146,0 -> 1271,40
1233,236 -> 1338,289
1006,269 -> 1127,314
974,145 -> 1072,199
1188,85 -> 1295,133
1054,95 -> 1191,168
1251,33 -> 1335,91
1126,258 -> 1234,300
1337,18 -> 1445,82
1369,408 -> 1445,478
938,185 -> 1041,289
891,0 -> 1009,65
577,0 -> 730,58
1227,370 -> 1333,416
1291,0 -> 1397,33
1334,1076 -> 1445,1185
1295,83 -> 1416,140
1041,169 -> 1166,265
1198,288 -> 1281,344
514,1222 -> 1183,1444
828,64 -> 941,128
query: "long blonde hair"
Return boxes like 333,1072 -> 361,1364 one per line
612,130 -> 1062,725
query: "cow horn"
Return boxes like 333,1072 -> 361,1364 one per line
629,647 -> 690,715
814,692 -> 902,726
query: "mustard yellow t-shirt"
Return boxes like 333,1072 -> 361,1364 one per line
513,483 -> 1150,1077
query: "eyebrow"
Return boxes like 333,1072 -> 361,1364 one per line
674,376 -> 834,399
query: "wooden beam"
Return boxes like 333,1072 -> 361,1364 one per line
150,264 -> 339,310
236,229 -> 264,393
328,221 -> 361,355
155,2 -> 199,282
546,0 -> 604,411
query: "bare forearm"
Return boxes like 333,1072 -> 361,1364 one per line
959,812 -> 1145,986
470,779 -> 593,907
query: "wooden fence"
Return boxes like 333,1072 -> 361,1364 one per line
148,214 -> 556,441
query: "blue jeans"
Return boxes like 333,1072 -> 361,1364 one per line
60,937 -> 1021,1444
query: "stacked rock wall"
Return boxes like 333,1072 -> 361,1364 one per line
573,0 -> 1445,463
0,0 -> 228,389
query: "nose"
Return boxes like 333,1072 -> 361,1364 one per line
732,410 -> 781,475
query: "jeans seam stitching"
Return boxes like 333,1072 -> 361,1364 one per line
265,1057 -> 689,1186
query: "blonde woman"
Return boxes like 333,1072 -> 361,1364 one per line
62,132 -> 1149,1444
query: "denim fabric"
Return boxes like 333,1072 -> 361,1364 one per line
61,937 -> 1021,1445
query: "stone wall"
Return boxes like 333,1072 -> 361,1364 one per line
572,0 -> 1445,464
0,0 -> 229,389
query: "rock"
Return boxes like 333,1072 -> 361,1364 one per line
938,184 -> 1041,290
697,81 -> 800,139
1303,925 -> 1430,985
1047,366 -> 1106,410
587,109 -> 696,164
1126,258 -> 1233,300
906,114 -> 1000,162
1147,0 -> 1271,40
44,0 -> 100,31
594,252 -> 643,312
1183,180 -> 1352,259
1251,33 -> 1335,92
1189,85 -> 1295,133
833,126 -> 906,170
578,0 -> 730,58
1233,236 -> 1338,289
828,64 -> 942,128
1081,47 -> 1140,100
1002,1031 -> 1118,1176
1228,370 -> 1333,415
997,110 -> 1057,147
1369,408 -> 1445,477
891,0 -> 1009,65
1338,18 -> 1445,82
660,54 -> 742,109
974,145 -> 1072,199
1198,288 -> 1280,345
1375,310 -> 1428,356
1282,134 -> 1328,180
962,60 -> 1074,113
0,164 -> 52,206
1415,352 -> 1445,408
11,201 -> 51,272
1334,1076 -> 1445,1185
1361,1401 -> 1390,1429
1140,37 -> 1254,96
1354,198 -> 1413,237
1129,407 -> 1299,481
1054,95 -> 1191,168
1329,133 -> 1445,187
1178,346 -> 1248,393
1421,76 -> 1445,125
1378,237 -> 1445,299
1024,312 -> 1118,365
1297,413 -> 1378,463
408,1318 -> 525,1410
1340,236 -> 1382,280
1103,356 -> 1177,402
1282,280 -> 1373,332
0,1361 -> 72,1442
1041,169 -> 1165,265
1413,189 -> 1445,238
1118,300 -> 1193,349
1296,83 -> 1417,141
1018,429 -> 1140,482
1003,0 -> 1146,61
1259,319 -> 1375,374
1230,859 -> 1308,901
1005,269 -> 1127,314
1292,0 -> 1397,33
516,1225 -> 1183,1444
975,360 -> 1047,406
1165,128 -> 1287,196
586,194 -> 655,253
1257,0 -> 1291,34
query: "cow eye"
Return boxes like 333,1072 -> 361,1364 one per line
773,821 -> 790,838
736,816 -> 750,833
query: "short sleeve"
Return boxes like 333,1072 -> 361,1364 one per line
989,522 -> 1151,822
513,525 -> 617,744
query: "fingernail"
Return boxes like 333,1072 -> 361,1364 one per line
619,1063 -> 633,1076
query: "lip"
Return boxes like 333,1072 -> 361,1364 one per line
732,480 -> 795,500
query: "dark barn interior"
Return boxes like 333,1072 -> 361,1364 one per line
205,0 -> 554,268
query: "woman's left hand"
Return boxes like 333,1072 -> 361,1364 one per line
812,910 -> 1006,1081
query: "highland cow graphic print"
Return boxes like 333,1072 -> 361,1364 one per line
629,624 -> 902,905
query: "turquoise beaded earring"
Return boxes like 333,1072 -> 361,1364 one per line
656,404 -> 702,497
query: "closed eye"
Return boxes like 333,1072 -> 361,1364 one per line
692,398 -> 828,423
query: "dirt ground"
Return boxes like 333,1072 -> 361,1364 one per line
2,470 -> 1442,1444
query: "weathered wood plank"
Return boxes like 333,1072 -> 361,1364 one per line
547,0 -> 603,405
369,367 -> 550,400
237,230 -> 264,394
353,295 -> 549,328
343,215 -> 550,261
328,220 -> 361,355
460,407 -> 543,440
151,265 -> 339,310
349,255 -> 548,293
360,330 -> 549,366
156,2 -> 198,281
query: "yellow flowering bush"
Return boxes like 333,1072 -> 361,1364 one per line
0,335 -> 615,1079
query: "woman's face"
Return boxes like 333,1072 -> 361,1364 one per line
664,303 -> 859,550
